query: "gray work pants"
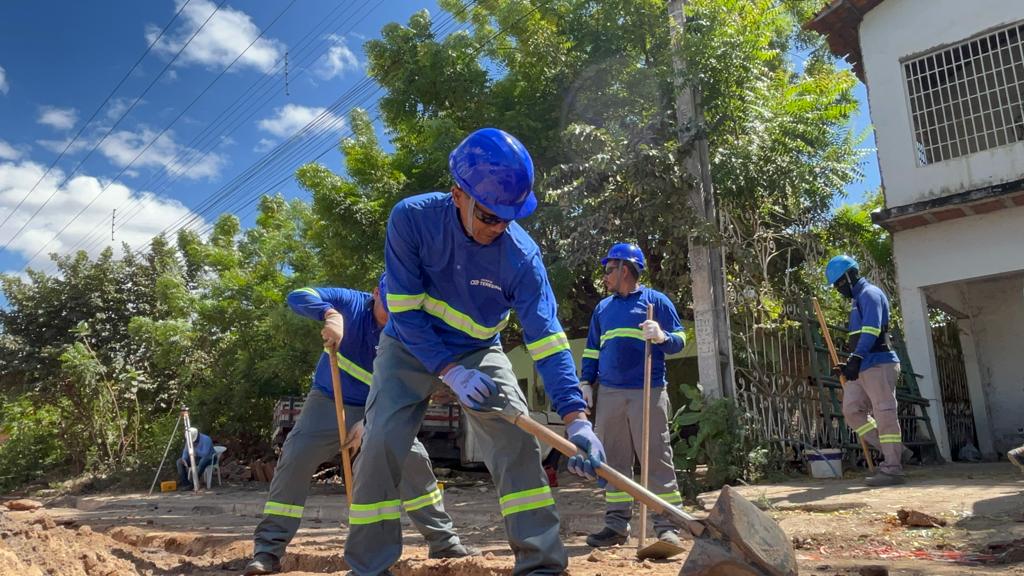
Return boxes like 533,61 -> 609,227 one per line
344,335 -> 567,576
252,388 -> 460,560
842,362 -> 904,475
594,386 -> 682,535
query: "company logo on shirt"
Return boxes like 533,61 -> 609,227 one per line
470,278 -> 502,292
631,307 -> 646,315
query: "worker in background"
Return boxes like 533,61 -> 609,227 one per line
580,243 -> 686,548
176,426 -> 213,491
343,128 -> 604,576
244,275 -> 475,576
827,255 -> 907,486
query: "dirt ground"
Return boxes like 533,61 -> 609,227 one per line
2,462 -> 1023,576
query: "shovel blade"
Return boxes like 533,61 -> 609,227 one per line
692,485 -> 797,576
637,538 -> 687,561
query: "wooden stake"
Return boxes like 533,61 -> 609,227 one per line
639,304 -> 654,549
328,348 -> 355,504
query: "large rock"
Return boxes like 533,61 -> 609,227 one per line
3,499 -> 43,511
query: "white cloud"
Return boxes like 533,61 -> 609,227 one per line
257,104 -> 343,138
0,159 -> 204,266
315,35 -> 360,80
146,0 -> 285,73
36,136 -> 93,155
37,106 -> 78,131
98,127 -> 225,180
0,140 -> 22,161
105,97 -> 142,121
0,65 -> 8,95
254,138 -> 275,153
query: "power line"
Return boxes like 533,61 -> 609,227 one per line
0,0 -> 194,232
1,0 -> 228,254
20,0 -> 299,268
45,0 -> 542,270
172,0 -> 537,244
71,0 -> 385,258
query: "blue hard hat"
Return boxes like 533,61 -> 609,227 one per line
377,272 -> 388,312
601,243 -> 646,271
449,128 -> 537,222
825,255 -> 859,285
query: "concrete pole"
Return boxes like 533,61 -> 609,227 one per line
667,0 -> 735,398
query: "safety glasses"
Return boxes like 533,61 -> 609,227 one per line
472,203 -> 509,226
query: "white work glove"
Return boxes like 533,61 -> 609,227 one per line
639,319 -> 667,344
343,419 -> 364,457
322,309 -> 344,348
580,382 -> 594,409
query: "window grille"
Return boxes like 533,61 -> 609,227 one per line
903,22 -> 1024,165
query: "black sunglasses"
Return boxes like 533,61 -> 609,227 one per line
472,203 -> 509,226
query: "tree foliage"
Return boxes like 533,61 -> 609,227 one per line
0,0 -> 875,490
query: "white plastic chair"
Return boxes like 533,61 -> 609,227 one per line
202,446 -> 227,489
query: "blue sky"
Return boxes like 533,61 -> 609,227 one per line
0,0 -> 879,278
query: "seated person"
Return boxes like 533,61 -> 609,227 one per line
177,426 -> 214,489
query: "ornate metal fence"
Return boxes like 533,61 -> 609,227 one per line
729,295 -> 941,464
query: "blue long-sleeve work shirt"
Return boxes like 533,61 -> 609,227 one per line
182,433 -> 213,461
581,287 -> 685,388
382,192 -> 587,418
286,286 -> 382,406
847,277 -> 900,370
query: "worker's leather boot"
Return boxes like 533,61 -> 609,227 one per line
864,471 -> 907,487
428,543 -> 481,559
243,553 -> 281,575
586,526 -> 629,547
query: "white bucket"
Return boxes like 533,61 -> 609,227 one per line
803,448 -> 843,479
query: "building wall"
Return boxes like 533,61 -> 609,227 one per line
893,204 -> 1024,288
860,0 -> 1024,208
958,276 -> 1024,452
891,205 -> 1024,460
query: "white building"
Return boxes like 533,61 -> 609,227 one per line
810,0 -> 1024,461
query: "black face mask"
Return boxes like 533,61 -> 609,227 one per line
834,275 -> 854,299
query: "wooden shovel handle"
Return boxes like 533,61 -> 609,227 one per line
328,349 -> 355,504
512,412 -> 705,538
639,303 -> 654,548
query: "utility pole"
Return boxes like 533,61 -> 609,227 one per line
668,0 -> 735,398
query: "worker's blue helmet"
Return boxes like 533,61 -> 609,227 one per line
601,243 -> 646,272
377,272 -> 388,312
449,128 -> 537,222
825,255 -> 859,285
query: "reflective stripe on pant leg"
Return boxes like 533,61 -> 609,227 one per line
399,438 -> 460,554
595,387 -> 634,535
349,499 -> 402,525
253,390 -> 344,560
344,336 -> 433,576
403,488 -> 443,512
462,344 -> 568,575
263,501 -> 303,518
499,486 -> 556,517
605,491 -> 634,504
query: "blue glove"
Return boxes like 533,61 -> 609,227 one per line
441,365 -> 498,410
566,419 -> 606,487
